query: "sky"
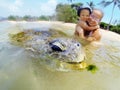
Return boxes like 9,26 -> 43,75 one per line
0,0 -> 120,24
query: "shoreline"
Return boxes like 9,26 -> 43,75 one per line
1,20 -> 120,41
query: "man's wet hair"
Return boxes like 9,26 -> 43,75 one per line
92,8 -> 104,19
77,7 -> 92,16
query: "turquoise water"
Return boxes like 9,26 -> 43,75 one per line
0,21 -> 120,90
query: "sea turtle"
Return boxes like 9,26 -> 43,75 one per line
9,29 -> 86,71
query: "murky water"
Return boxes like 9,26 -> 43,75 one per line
0,21 -> 120,90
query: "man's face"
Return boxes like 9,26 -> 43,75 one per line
90,10 -> 103,23
88,10 -> 103,26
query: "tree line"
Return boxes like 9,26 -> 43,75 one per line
7,15 -> 54,21
6,2 -> 120,34
100,22 -> 120,34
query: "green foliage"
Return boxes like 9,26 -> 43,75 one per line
100,22 -> 108,29
8,15 -> 17,20
71,3 -> 83,10
100,22 -> 120,34
56,4 -> 78,23
23,15 -> 32,21
87,1 -> 95,10
98,0 -> 120,30
38,15 -> 49,21
7,15 -> 52,21
110,24 -> 120,34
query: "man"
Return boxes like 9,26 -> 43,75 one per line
87,9 -> 104,41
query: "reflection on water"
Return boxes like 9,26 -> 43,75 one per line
0,21 -> 120,90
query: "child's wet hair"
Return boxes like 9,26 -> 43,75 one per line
77,7 -> 92,16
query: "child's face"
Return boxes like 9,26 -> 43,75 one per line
80,9 -> 90,21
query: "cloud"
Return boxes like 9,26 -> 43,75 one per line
0,0 -> 58,16
39,0 -> 57,15
9,0 -> 23,12
0,0 -> 23,13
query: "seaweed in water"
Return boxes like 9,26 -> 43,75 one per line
86,64 -> 98,73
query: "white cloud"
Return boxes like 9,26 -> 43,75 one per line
9,0 -> 23,12
39,0 -> 57,15
0,0 -> 58,16
0,0 -> 23,13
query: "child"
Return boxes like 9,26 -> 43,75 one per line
75,8 -> 103,41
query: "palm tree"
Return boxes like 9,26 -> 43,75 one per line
87,1 -> 95,10
71,3 -> 83,10
98,0 -> 120,30
68,0 -> 75,2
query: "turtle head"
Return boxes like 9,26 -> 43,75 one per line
49,38 -> 85,63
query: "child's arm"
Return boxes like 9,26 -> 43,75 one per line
74,24 -> 83,36
79,21 -> 99,31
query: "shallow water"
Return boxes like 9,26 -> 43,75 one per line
0,21 -> 120,90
